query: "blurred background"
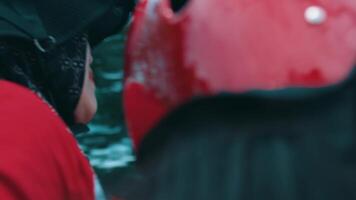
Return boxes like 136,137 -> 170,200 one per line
76,31 -> 135,194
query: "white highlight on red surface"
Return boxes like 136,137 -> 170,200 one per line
305,6 -> 327,25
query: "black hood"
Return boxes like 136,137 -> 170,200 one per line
0,0 -> 134,48
0,33 -> 88,128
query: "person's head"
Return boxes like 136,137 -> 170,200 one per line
124,0 -> 356,148
41,33 -> 98,128
0,33 -> 97,131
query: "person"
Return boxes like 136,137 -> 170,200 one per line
116,0 -> 356,199
0,0 -> 134,199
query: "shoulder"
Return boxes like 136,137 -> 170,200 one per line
0,80 -> 94,200
0,80 -> 65,137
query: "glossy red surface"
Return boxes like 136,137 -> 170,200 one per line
124,0 -> 356,148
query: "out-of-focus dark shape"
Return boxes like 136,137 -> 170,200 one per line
170,0 -> 189,12
118,70 -> 355,200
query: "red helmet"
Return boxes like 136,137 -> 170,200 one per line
124,0 -> 356,148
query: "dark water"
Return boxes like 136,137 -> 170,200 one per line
76,32 -> 135,194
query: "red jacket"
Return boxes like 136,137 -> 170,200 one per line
0,81 -> 94,200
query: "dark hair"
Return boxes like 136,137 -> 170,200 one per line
117,69 -> 356,200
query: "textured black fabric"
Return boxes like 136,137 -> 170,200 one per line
0,40 -> 50,100
42,34 -> 88,125
0,33 -> 88,127
117,69 -> 355,200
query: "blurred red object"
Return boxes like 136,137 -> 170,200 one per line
124,0 -> 356,148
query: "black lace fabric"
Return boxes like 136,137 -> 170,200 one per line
0,33 -> 88,128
